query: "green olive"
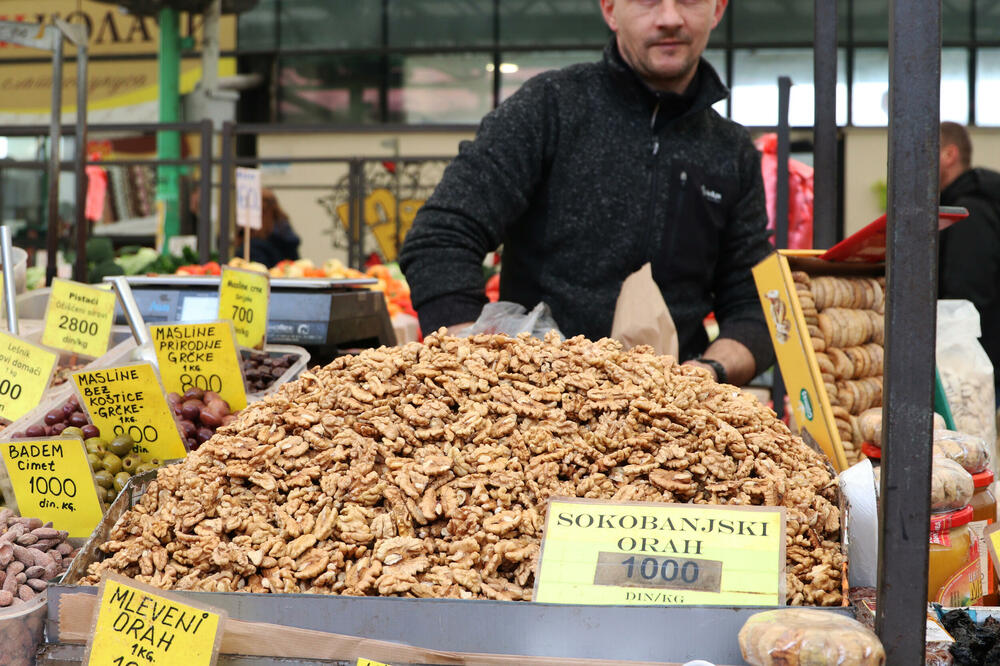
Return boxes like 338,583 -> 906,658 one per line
135,463 -> 156,475
105,487 -> 117,502
121,454 -> 140,474
149,458 -> 163,468
107,434 -> 134,457
113,472 -> 131,493
84,438 -> 106,455
101,453 -> 123,475
93,469 -> 114,489
62,427 -> 84,440
87,453 -> 102,472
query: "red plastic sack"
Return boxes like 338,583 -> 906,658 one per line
84,157 -> 108,223
755,133 -> 814,250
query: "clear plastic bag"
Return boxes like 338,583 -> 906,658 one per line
933,429 -> 991,474
937,300 -> 998,475
930,456 -> 975,513
739,609 -> 886,666
461,301 -> 563,340
857,407 -> 944,445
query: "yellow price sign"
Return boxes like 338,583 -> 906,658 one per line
0,331 -> 58,423
218,266 -> 269,349
41,278 -> 117,358
150,322 -> 248,412
533,498 -> 786,606
85,573 -> 226,666
0,437 -> 103,538
73,364 -> 187,463
357,661 -> 391,666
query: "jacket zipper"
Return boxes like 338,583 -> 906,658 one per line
641,101 -> 661,265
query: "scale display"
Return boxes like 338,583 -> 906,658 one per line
108,276 -> 396,364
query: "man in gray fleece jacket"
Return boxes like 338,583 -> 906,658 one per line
400,0 -> 773,386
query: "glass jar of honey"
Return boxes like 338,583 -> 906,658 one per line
969,470 -> 997,605
928,505 -> 978,605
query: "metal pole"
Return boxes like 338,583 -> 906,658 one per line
876,0 -> 940,661
218,121 -> 235,263
1,225 -> 18,334
198,119 -> 213,264
772,76 -> 791,421
156,7 -> 182,251
813,0 -> 838,249
45,37 -> 64,286
73,40 -> 89,283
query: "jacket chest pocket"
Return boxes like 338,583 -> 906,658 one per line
656,166 -> 729,282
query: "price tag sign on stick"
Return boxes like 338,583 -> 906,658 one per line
236,166 -> 262,263
0,437 -> 103,537
0,331 -> 58,423
73,364 -> 187,463
533,498 -> 786,606
218,266 -> 269,350
150,322 -> 248,411
41,278 -> 116,358
985,523 -> 1000,578
85,573 -> 226,666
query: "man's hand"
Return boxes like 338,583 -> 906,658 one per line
683,338 -> 757,386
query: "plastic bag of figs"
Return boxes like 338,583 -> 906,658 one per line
937,300 -> 998,475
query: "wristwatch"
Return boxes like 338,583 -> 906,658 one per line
693,357 -> 728,384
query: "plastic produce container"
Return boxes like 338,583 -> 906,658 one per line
0,594 -> 46,665
242,344 -> 311,402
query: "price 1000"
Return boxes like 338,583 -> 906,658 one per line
593,551 -> 723,593
29,475 -> 77,498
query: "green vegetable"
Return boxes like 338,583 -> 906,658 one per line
86,238 -> 115,264
115,247 -> 159,276
25,266 -> 45,290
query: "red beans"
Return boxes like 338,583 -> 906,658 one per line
195,428 -> 214,445
81,424 -> 100,439
24,425 -> 44,438
44,410 -> 62,426
67,412 -> 88,428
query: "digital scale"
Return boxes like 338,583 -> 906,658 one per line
108,275 -> 396,366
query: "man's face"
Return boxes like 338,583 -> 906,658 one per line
601,0 -> 727,92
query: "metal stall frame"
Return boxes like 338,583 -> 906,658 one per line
876,0 -> 940,662
771,76 -> 792,421
813,0 -> 839,250
216,122 -> 463,268
0,120 -> 216,273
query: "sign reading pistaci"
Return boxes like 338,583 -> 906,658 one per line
41,278 -> 117,358
533,498 -> 786,606
85,573 -> 225,666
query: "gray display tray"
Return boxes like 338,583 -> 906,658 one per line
47,472 -> 853,664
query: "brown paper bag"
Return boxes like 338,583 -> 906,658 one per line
610,263 -> 678,359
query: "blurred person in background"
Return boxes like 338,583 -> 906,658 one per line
939,121 -> 1000,401
400,0 -> 773,386
236,188 -> 301,268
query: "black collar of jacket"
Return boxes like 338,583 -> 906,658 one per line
603,36 -> 728,128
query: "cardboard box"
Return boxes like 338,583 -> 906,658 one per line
752,208 -> 968,473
